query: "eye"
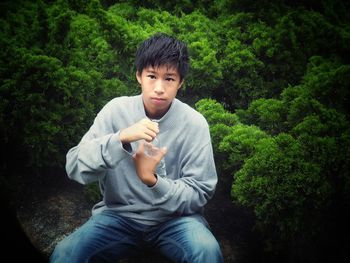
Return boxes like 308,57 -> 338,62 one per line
147,74 -> 156,79
165,77 -> 175,82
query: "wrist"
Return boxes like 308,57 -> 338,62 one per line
145,174 -> 158,187
119,130 -> 127,143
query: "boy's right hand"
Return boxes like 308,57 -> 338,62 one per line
119,118 -> 159,143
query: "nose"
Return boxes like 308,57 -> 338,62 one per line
154,80 -> 165,94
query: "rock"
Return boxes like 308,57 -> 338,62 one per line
17,188 -> 91,258
10,169 -> 91,260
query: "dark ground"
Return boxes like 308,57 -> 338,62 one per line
1,192 -> 47,262
1,168 -> 265,263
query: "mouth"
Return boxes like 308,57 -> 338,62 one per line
151,97 -> 166,104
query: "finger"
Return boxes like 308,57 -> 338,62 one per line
144,130 -> 157,141
160,146 -> 167,156
143,119 -> 159,133
140,118 -> 158,127
155,147 -> 167,161
143,133 -> 155,142
147,125 -> 159,135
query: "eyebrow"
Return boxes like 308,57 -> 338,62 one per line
145,69 -> 178,76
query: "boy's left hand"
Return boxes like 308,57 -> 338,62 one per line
132,141 -> 167,186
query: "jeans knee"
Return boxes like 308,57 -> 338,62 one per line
50,240 -> 68,263
190,237 -> 223,263
50,235 -> 81,263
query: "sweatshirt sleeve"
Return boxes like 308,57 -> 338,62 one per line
65,101 -> 130,185
149,122 -> 218,215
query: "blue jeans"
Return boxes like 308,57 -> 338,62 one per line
50,210 -> 223,263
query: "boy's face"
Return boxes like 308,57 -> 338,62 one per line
137,65 -> 183,119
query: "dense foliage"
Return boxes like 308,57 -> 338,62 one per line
1,0 -> 349,262
196,59 -> 350,260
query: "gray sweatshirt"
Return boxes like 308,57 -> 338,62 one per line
66,95 -> 218,225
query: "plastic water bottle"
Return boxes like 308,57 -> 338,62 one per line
144,137 -> 167,178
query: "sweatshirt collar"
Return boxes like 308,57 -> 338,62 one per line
136,94 -> 178,131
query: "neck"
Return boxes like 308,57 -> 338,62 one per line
144,105 -> 171,120
145,109 -> 167,120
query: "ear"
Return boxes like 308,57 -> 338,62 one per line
136,71 -> 142,85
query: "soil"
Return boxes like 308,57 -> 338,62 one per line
7,169 -> 263,263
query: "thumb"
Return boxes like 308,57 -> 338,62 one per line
139,141 -> 145,151
155,147 -> 167,162
159,146 -> 167,157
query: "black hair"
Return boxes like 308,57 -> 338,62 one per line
135,33 -> 190,81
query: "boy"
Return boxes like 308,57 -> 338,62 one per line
50,33 -> 223,263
